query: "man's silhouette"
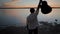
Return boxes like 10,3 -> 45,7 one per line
27,0 -> 41,34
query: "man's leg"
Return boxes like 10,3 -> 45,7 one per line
34,27 -> 38,34
28,29 -> 33,34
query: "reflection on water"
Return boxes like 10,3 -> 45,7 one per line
0,8 -> 60,26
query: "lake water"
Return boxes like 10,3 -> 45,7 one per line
0,8 -> 60,26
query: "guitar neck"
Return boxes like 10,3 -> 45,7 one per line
39,0 -> 42,5
40,0 -> 42,2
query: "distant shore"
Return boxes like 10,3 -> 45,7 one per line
0,7 -> 60,9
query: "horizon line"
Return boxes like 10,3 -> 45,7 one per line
0,7 -> 60,9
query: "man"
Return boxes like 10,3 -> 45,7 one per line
27,0 -> 41,34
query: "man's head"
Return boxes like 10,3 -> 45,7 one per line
30,8 -> 35,13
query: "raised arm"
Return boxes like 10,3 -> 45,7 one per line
35,0 -> 42,15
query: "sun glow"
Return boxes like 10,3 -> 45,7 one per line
1,0 -> 59,8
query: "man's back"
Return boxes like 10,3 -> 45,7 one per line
27,13 -> 38,29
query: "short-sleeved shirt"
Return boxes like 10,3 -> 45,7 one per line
27,13 -> 39,29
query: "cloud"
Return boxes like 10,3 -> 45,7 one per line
1,0 -> 60,7
2,0 -> 38,7
12,0 -> 19,1
3,0 -> 20,6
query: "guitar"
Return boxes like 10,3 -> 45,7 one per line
40,0 -> 52,14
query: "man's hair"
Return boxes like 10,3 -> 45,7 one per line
30,8 -> 35,13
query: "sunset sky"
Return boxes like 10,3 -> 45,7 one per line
0,0 -> 60,26
0,0 -> 60,7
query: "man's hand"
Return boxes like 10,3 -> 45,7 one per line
35,0 -> 42,15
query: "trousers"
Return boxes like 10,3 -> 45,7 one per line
28,27 -> 38,34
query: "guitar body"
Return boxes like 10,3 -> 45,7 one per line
41,1 -> 52,14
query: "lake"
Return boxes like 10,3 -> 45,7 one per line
0,8 -> 60,26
